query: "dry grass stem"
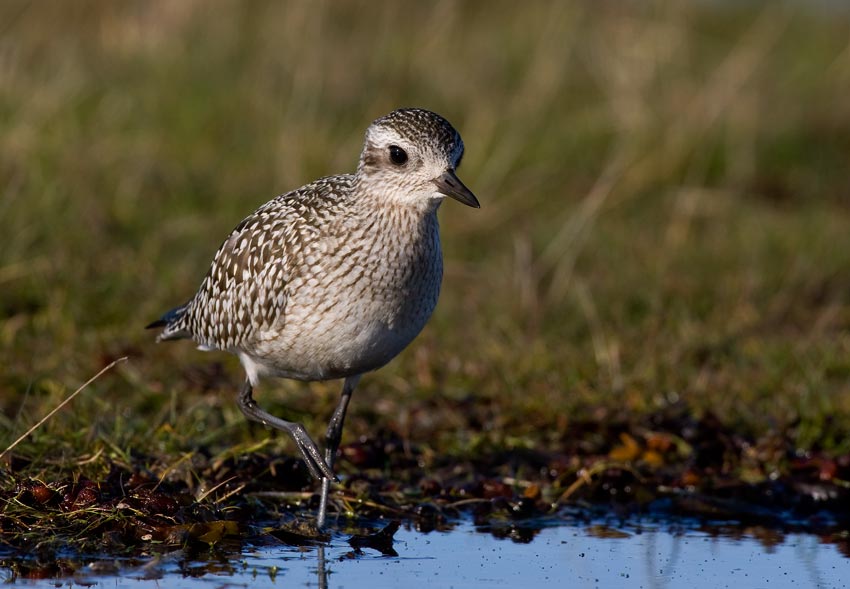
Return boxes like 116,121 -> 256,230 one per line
0,357 -> 128,462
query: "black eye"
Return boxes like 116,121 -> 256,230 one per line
389,145 -> 408,165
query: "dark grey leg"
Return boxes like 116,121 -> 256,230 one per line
317,375 -> 361,528
237,379 -> 335,482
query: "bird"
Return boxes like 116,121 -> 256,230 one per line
147,107 -> 479,528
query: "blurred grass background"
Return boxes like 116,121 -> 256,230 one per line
2,0 -> 849,469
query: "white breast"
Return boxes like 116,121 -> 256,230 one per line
241,207 -> 443,381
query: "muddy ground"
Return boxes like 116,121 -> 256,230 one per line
2,403 -> 849,581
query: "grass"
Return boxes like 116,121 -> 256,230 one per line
1,0 -> 850,539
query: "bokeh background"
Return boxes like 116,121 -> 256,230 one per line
2,0 -> 849,463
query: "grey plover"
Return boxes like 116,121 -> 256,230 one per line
147,108 -> 479,528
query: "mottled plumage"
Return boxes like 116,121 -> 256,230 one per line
148,108 -> 478,528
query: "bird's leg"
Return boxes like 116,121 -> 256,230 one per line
317,375 -> 361,529
237,379 -> 335,481
323,375 -> 361,469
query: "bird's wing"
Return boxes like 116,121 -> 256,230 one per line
180,175 -> 353,350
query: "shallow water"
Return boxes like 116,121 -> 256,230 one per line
3,519 -> 848,588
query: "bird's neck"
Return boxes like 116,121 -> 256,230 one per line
353,174 -> 443,216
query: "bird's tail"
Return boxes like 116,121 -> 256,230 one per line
146,302 -> 192,342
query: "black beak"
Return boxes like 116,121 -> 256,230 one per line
432,169 -> 480,208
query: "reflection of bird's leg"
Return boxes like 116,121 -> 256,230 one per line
317,375 -> 361,528
317,544 -> 328,589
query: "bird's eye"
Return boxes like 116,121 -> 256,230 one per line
389,145 -> 408,165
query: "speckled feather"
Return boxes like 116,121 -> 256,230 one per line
152,108 -> 470,386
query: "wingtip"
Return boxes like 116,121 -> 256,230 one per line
146,302 -> 190,332
145,319 -> 167,330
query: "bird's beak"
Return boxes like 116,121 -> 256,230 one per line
432,169 -> 480,208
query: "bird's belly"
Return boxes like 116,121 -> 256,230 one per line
247,293 -> 436,381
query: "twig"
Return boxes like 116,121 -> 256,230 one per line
553,461 -> 646,506
248,491 -> 314,500
0,357 -> 128,461
153,451 -> 196,493
212,481 -> 247,505
195,475 -> 240,503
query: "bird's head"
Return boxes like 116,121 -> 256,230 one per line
357,108 -> 479,210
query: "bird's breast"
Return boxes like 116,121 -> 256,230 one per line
250,209 -> 444,379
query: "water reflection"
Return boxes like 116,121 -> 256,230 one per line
2,518 -> 849,587
317,544 -> 328,589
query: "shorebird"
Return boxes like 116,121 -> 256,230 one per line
147,108 -> 479,528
